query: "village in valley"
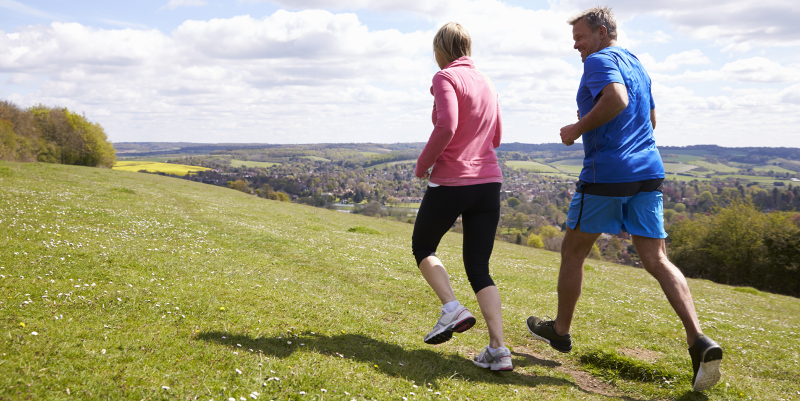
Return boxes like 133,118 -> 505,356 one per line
113,142 -> 800,269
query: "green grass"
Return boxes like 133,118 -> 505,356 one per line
663,163 -> 699,174
504,161 -> 561,173
229,159 -> 281,168
347,226 -> 384,235
660,154 -> 704,163
747,165 -> 796,174
549,160 -> 584,174
686,161 -> 739,174
1,160 -> 799,400
299,156 -> 331,162
359,152 -> 380,157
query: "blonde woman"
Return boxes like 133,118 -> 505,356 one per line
412,22 -> 511,371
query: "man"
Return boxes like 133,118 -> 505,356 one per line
525,7 -> 722,392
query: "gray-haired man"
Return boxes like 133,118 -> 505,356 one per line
525,6 -> 722,392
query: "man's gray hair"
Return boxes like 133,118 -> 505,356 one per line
568,6 -> 617,40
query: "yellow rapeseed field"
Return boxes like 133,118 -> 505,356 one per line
113,161 -> 211,176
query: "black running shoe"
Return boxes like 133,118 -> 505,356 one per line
526,316 -> 572,353
689,333 -> 723,391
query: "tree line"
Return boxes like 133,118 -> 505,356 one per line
0,100 -> 115,167
668,200 -> 800,297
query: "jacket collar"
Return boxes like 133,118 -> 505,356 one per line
444,56 -> 474,69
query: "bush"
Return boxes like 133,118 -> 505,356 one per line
673,203 -> 686,213
668,200 -> 800,296
527,234 -> 544,248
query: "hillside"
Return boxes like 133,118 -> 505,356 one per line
1,161 -> 799,400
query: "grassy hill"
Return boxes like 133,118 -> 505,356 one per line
1,161 -> 798,400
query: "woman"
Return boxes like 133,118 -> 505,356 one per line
412,22 -> 510,371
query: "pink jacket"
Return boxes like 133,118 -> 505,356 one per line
415,56 -> 503,185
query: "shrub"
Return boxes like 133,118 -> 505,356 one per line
527,234 -> 544,248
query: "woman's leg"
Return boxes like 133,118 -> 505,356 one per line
462,183 -> 503,348
412,186 -> 464,305
418,255 -> 456,304
475,285 -> 503,348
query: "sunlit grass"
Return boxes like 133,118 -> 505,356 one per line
504,161 -> 561,173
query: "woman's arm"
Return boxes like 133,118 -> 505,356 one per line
415,74 -> 458,178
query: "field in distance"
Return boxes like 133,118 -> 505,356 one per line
113,160 -> 211,176
2,160 -> 798,400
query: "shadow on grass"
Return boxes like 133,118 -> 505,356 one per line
674,391 -> 709,401
198,331 -> 614,394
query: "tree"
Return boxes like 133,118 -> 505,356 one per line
513,213 -> 528,233
361,201 -> 383,217
674,203 -> 687,213
527,234 -> 544,248
506,197 -> 521,208
539,225 -> 561,239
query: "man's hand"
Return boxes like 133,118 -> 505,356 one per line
560,123 -> 582,146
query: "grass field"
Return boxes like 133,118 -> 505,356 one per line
229,159 -> 282,168
663,163 -> 699,174
504,161 -> 561,173
686,161 -> 739,174
747,165 -> 796,174
661,155 -> 704,163
112,161 -> 211,176
300,156 -> 331,162
360,152 -> 380,157
1,161 -> 799,400
549,159 -> 584,174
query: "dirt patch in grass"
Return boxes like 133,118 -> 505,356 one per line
619,348 -> 663,363
513,345 -> 633,399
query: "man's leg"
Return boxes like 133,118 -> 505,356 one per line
632,235 -> 701,346
553,226 -> 601,336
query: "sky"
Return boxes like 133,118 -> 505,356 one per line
1,0 -> 799,147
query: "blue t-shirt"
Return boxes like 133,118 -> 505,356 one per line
576,46 -> 664,183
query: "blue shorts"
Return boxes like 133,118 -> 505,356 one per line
566,191 -> 667,239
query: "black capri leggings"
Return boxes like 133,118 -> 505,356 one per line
412,182 -> 502,293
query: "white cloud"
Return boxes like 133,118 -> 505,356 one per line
653,57 -> 800,84
562,0 -> 800,51
161,0 -> 209,11
1,2 -> 799,147
253,0 -> 458,15
638,50 -> 712,72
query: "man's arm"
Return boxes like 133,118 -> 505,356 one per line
650,108 -> 656,130
560,82 -> 628,145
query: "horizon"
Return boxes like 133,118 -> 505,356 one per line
2,0 -> 799,147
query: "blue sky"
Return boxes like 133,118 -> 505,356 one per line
1,0 -> 799,146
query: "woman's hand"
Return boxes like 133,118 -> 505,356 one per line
419,170 -> 431,180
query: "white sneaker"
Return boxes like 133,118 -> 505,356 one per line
423,305 -> 476,345
473,346 -> 513,371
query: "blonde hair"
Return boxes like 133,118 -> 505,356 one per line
433,22 -> 471,64
568,6 -> 618,40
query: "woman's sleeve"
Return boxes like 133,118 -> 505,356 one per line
415,74 -> 459,177
492,98 -> 502,148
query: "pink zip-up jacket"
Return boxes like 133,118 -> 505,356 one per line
414,56 -> 503,185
